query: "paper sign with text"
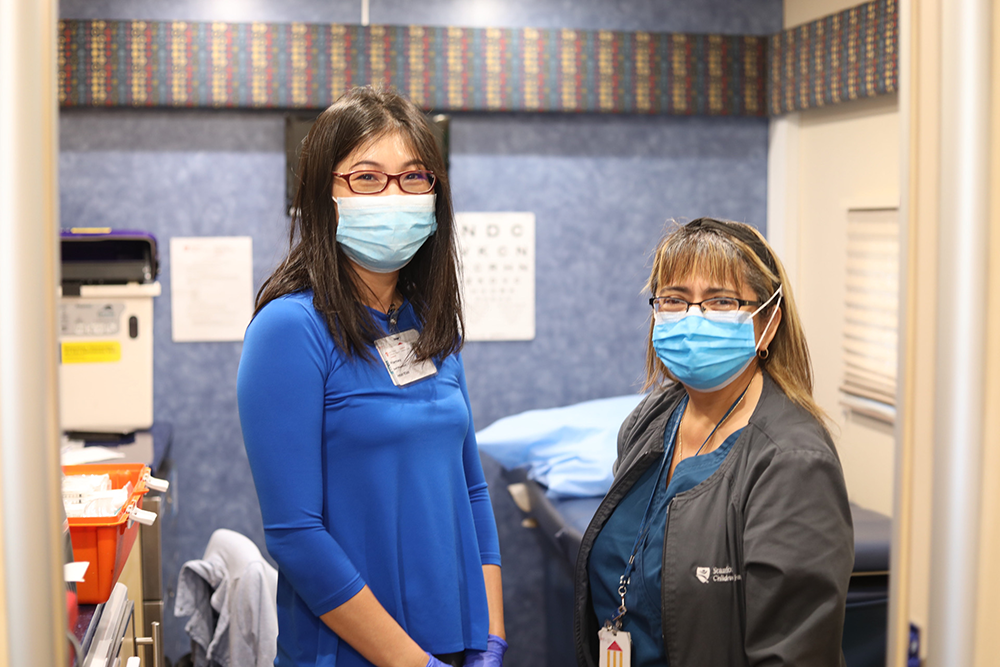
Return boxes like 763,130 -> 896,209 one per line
170,236 -> 254,342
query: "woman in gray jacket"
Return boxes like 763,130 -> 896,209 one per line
574,218 -> 854,667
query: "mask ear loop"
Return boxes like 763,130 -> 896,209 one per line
752,285 -> 783,354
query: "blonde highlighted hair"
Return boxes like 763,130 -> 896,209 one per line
643,218 -> 827,427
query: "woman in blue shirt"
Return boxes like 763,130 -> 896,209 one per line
238,86 -> 506,667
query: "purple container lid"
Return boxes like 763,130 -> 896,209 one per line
60,228 -> 159,281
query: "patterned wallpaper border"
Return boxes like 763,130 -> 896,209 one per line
767,0 -> 897,114
58,0 -> 896,116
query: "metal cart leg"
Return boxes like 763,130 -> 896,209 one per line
135,620 -> 163,667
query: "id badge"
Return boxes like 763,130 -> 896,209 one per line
374,329 -> 438,386
598,625 -> 631,667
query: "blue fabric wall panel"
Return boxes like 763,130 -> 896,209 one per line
58,2 -> 777,663
59,106 -> 767,664
61,0 -> 781,34
59,0 -> 363,23
59,114 -> 289,659
451,114 -> 769,428
373,0 -> 781,33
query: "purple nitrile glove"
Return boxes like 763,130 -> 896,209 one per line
462,634 -> 508,667
426,654 -> 449,667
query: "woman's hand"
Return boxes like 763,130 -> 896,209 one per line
461,634 -> 508,667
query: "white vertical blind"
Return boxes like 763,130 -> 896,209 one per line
841,207 -> 900,415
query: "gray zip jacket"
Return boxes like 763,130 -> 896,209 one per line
574,374 -> 854,666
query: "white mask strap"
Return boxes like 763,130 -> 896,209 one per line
753,285 -> 783,352
751,284 -> 782,318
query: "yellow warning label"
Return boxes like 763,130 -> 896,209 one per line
61,341 -> 121,364
69,227 -> 112,235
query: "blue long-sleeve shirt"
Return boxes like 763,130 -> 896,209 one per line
237,291 -> 501,666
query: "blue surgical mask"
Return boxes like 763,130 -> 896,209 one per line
651,286 -> 783,392
334,194 -> 437,273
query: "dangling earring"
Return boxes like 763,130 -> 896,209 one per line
757,348 -> 769,360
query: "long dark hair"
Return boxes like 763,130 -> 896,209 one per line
255,85 -> 463,362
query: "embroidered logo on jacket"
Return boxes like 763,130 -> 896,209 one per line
695,565 -> 742,583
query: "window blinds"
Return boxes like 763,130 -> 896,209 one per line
841,207 -> 899,420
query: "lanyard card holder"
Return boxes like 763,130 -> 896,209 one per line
374,329 -> 437,387
598,625 -> 632,667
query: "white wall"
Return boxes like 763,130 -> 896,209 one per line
769,1 -> 901,516
776,3 -> 1000,663
0,452 -> 6,665
799,96 -> 899,516
784,0 -> 863,26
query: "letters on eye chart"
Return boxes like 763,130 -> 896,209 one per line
456,212 -> 536,342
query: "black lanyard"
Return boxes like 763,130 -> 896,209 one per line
608,382 -> 750,629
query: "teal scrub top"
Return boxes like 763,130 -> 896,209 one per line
589,396 -> 743,667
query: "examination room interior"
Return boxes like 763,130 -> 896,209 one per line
2,0 -> 1000,665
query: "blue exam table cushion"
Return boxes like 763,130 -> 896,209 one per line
477,394 -> 646,498
850,503 -> 892,573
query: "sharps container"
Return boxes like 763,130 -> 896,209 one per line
59,228 -> 161,436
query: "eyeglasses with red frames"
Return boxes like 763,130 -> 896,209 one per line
333,169 -> 436,195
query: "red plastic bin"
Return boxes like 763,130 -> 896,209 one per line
63,463 -> 150,604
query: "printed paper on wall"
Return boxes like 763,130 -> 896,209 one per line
170,236 -> 254,342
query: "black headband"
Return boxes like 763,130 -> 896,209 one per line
684,217 -> 779,278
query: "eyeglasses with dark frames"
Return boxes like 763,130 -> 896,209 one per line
333,169 -> 436,195
649,296 -> 762,314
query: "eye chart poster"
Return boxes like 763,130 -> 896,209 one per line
456,212 -> 535,341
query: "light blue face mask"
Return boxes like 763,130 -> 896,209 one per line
651,286 -> 783,392
334,194 -> 437,273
